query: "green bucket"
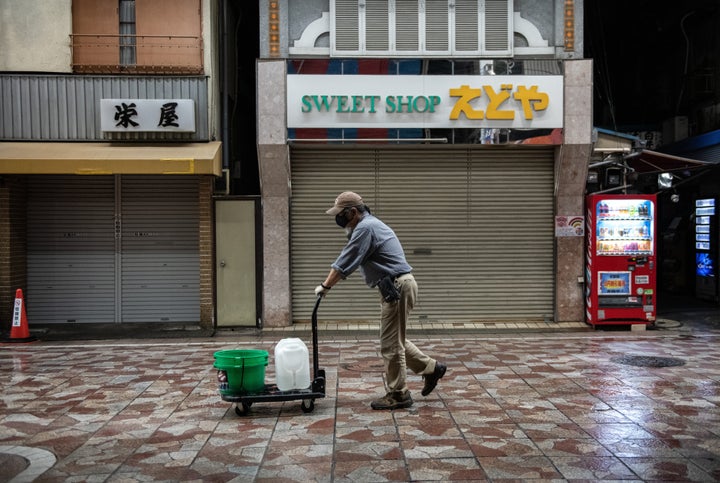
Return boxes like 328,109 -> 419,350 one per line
213,349 -> 269,395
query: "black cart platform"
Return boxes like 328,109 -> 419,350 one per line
219,296 -> 327,415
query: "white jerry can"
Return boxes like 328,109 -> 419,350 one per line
274,337 -> 311,391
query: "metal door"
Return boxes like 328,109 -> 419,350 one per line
27,175 -> 201,323
27,176 -> 116,323
120,176 -> 200,322
215,199 -> 257,326
290,145 -> 555,322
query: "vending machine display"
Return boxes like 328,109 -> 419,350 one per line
695,198 -> 718,302
585,194 -> 657,326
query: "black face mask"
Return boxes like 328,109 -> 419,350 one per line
335,212 -> 350,228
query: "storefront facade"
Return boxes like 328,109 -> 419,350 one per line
257,58 -> 592,326
256,0 -> 592,327
0,137 -> 219,328
0,0 -> 221,330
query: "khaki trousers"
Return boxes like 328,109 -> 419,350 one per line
379,273 -> 436,393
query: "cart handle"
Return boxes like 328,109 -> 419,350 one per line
311,295 -> 322,378
313,294 -> 323,317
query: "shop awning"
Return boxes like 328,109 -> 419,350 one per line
625,149 -> 710,174
0,141 -> 222,176
517,128 -> 563,145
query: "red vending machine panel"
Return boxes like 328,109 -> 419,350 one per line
585,194 -> 657,326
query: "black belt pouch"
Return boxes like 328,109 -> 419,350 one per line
378,274 -> 401,303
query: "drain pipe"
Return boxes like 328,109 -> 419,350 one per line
220,0 -> 230,180
221,168 -> 230,195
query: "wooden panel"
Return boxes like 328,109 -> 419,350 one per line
72,0 -> 119,67
135,0 -> 202,70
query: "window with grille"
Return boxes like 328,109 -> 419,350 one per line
71,0 -> 203,74
331,0 -> 512,57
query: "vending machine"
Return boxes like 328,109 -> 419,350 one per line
585,194 -> 657,326
695,197 -> 718,302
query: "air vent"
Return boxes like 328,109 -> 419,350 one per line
332,0 -> 512,57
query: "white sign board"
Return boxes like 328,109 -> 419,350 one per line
287,75 -> 563,129
555,216 -> 585,237
101,99 -> 196,133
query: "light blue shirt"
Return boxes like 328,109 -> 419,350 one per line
331,214 -> 413,287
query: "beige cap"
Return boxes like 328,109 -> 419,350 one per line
326,191 -> 363,215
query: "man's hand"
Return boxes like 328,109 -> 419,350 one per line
314,283 -> 331,297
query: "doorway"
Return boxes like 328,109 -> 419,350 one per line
215,198 -> 258,326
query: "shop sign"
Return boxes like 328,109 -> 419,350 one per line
598,272 -> 631,295
100,99 -> 196,133
555,216 -> 584,237
287,75 -> 563,129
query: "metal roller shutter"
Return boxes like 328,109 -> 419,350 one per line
27,175 -> 200,324
120,176 -> 199,322
27,176 -> 116,323
290,145 -> 555,323
466,149 -> 555,319
291,150 -> 380,322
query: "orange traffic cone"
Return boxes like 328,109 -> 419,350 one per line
4,289 -> 37,343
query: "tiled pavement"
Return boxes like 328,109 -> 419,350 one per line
1,312 -> 720,481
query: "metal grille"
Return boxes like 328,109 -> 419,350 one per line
331,0 -> 512,57
611,355 -> 686,367
290,145 -> 555,323
455,0 -> 479,51
119,0 -> 137,65
395,0 -> 419,50
425,0 -> 449,51
484,0 -> 511,52
333,0 -> 359,51
0,74 -> 209,141
365,0 -> 389,50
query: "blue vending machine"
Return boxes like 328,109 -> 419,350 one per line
695,198 -> 718,302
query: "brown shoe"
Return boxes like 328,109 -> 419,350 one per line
371,390 -> 413,410
421,362 -> 447,396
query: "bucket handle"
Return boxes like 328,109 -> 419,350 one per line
238,357 -> 245,392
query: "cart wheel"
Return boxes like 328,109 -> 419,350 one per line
235,402 -> 252,416
301,399 -> 314,413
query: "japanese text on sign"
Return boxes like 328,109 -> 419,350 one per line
598,272 -> 631,296
100,99 -> 196,133
12,298 -> 22,327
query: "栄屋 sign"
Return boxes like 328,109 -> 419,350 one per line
100,99 -> 196,133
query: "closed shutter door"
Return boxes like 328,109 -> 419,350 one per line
120,176 -> 199,322
27,176 -> 116,323
290,145 -> 554,323
291,149 -> 380,322
467,148 -> 555,318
